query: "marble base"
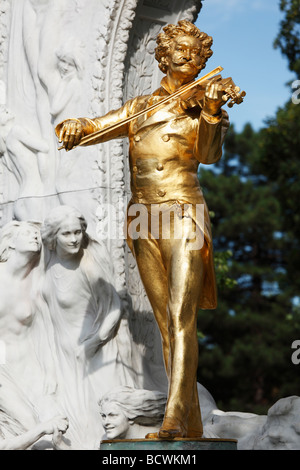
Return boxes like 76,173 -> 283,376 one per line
100,437 -> 238,451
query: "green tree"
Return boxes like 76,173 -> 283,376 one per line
274,0 -> 300,75
197,121 -> 299,414
196,0 -> 300,415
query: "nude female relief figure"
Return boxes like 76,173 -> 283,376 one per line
41,205 -> 135,448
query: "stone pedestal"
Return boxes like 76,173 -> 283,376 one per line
100,438 -> 238,451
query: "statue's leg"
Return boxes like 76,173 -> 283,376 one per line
131,209 -> 204,439
132,236 -> 170,373
157,217 -> 204,438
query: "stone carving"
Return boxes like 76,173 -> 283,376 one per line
203,396 -> 300,451
41,205 -> 136,449
0,220 -> 62,449
0,221 -> 57,408
143,0 -> 172,12
245,396 -> 300,450
0,208 -> 162,450
99,386 -> 167,441
0,415 -> 69,451
1,108 -> 49,221
204,408 -> 267,444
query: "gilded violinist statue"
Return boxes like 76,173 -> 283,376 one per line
55,20 -> 245,440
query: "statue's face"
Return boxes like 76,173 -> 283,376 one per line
165,35 -> 202,81
55,217 -> 83,257
14,224 -> 41,254
57,56 -> 76,78
100,403 -> 130,440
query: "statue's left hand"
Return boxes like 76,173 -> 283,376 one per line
203,79 -> 245,115
202,79 -> 225,116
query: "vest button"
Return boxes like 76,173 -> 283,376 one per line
133,165 -> 138,173
136,191 -> 143,199
162,134 -> 170,142
157,190 -> 166,197
156,163 -> 164,171
134,135 -> 141,142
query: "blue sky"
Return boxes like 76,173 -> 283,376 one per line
195,0 -> 296,132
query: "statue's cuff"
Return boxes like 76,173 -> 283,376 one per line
78,118 -> 98,134
201,109 -> 223,124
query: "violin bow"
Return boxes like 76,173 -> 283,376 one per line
77,65 -> 224,148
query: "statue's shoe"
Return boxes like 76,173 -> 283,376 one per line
145,416 -> 187,440
145,432 -> 159,439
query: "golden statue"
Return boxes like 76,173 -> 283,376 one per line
55,20 -> 245,440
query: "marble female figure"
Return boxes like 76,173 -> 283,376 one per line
41,205 -> 134,449
0,221 -> 58,432
0,106 -> 49,221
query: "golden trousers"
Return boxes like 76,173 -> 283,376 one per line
127,203 -> 204,434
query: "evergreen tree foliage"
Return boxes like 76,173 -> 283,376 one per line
197,118 -> 300,414
274,0 -> 300,75
196,0 -> 300,415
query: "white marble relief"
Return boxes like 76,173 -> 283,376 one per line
99,386 -> 167,441
41,205 -> 136,448
0,0 -> 298,451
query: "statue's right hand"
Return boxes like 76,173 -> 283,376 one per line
55,119 -> 84,151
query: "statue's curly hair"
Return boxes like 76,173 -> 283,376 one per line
155,19 -> 213,74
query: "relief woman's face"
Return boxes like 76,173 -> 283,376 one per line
13,224 -> 42,254
100,402 -> 130,440
55,216 -> 83,258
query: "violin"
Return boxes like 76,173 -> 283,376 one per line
221,77 -> 246,108
180,74 -> 246,108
